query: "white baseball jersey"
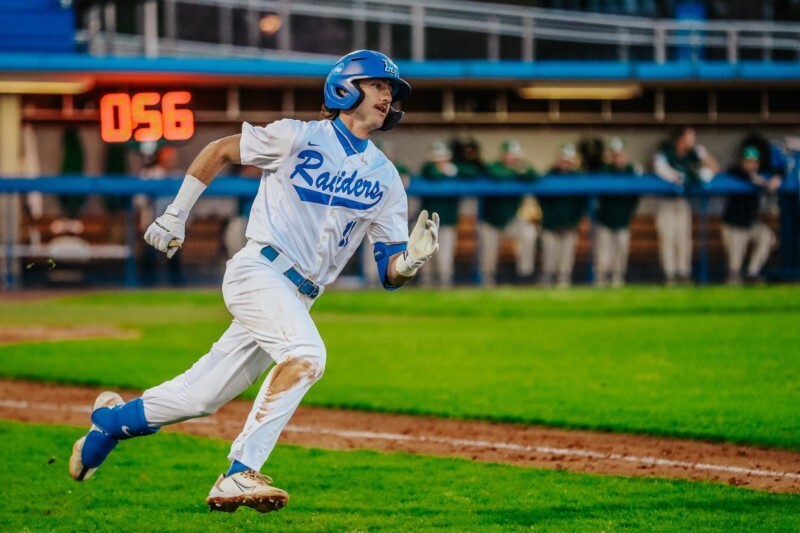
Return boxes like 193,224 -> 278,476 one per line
239,118 -> 409,288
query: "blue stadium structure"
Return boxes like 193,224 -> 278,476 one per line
1,0 -> 799,288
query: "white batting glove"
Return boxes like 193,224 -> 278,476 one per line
144,204 -> 188,259
396,210 -> 440,277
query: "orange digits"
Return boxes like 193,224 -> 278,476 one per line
100,93 -> 133,143
162,91 -> 194,141
100,92 -> 194,143
132,92 -> 163,142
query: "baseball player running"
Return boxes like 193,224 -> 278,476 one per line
69,50 -> 439,514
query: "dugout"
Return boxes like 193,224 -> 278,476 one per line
2,2 -> 800,287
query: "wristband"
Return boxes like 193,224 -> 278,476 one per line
164,203 -> 189,223
172,174 -> 207,214
395,251 -> 421,277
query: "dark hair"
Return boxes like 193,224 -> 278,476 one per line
450,136 -> 487,173
320,84 -> 352,120
320,103 -> 340,120
578,136 -> 605,172
671,125 -> 694,141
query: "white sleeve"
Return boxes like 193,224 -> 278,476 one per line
695,145 -> 708,159
653,152 -> 682,183
240,119 -> 297,172
368,177 -> 409,245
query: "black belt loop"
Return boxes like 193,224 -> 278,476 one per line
260,245 -> 320,299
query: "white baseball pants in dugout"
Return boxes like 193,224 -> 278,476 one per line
142,242 -> 326,470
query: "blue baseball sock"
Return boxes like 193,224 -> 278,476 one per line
91,398 -> 159,440
81,398 -> 159,471
226,460 -> 250,477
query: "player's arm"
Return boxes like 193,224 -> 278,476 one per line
695,145 -> 719,182
653,152 -> 684,184
695,145 -> 719,174
386,253 -> 415,287
187,134 -> 242,185
144,135 -> 241,257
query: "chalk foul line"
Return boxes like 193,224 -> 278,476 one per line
282,425 -> 800,480
2,399 -> 797,481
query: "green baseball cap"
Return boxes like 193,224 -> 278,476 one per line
429,141 -> 451,161
609,137 -> 625,153
742,146 -> 760,160
501,139 -> 521,155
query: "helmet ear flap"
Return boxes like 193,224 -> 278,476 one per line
348,81 -> 366,111
379,107 -> 404,131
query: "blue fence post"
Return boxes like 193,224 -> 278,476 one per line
3,200 -> 13,289
586,195 -> 597,285
474,195 -> 483,286
698,192 -> 709,285
123,195 -> 137,288
779,151 -> 800,276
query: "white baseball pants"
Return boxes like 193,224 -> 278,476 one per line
722,223 -> 776,277
142,243 -> 325,471
655,197 -> 692,280
419,225 -> 456,287
594,225 -> 631,287
541,229 -> 578,287
479,220 -> 537,285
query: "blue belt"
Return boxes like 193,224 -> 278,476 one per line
260,245 -> 321,299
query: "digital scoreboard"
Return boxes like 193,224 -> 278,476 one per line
100,91 -> 194,143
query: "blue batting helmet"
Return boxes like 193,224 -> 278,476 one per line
324,50 -> 411,111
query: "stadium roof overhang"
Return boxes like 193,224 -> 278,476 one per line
6,53 -> 800,126
4,53 -> 800,92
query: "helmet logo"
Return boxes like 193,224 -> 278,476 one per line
332,62 -> 345,75
383,59 -> 398,77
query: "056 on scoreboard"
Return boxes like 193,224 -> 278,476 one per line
100,91 -> 194,143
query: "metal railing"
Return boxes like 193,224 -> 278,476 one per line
78,0 -> 800,63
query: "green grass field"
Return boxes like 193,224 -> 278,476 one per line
2,287 -> 799,531
2,421 -> 799,532
1,287 -> 798,449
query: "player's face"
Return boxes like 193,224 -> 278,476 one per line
556,157 -> 575,171
742,158 -> 760,173
355,79 -> 393,131
676,128 -> 696,152
611,151 -> 628,167
502,153 -> 520,167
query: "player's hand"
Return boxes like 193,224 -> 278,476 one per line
699,167 -> 715,183
144,204 -> 188,259
397,210 -> 439,277
767,178 -> 782,194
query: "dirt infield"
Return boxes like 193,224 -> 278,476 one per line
1,379 -> 799,493
0,325 -> 139,345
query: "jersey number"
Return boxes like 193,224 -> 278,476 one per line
338,220 -> 357,247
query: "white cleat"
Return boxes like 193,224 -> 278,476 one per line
206,469 -> 289,514
69,391 -> 124,481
